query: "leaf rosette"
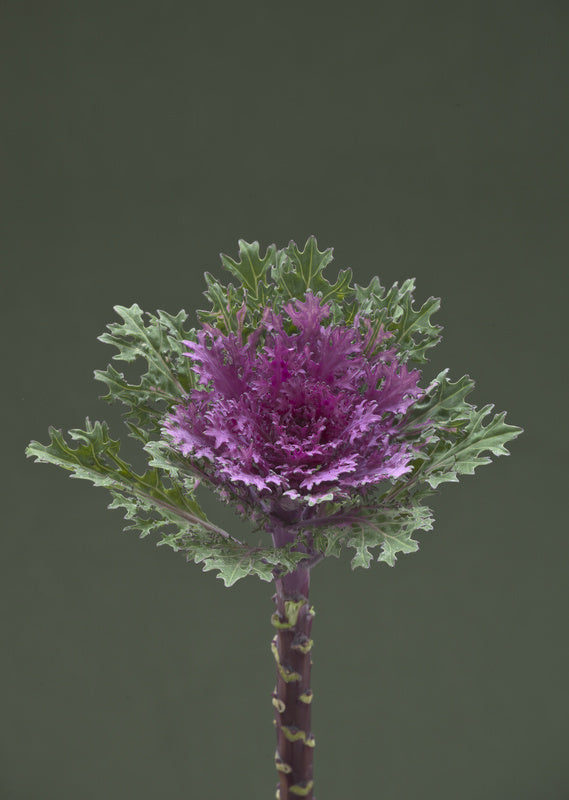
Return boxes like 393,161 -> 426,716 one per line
26,237 -> 522,584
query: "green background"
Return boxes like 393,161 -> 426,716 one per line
3,2 -> 567,798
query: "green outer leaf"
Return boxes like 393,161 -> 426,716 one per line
165,538 -> 311,587
25,419 -> 207,522
198,273 -> 243,334
312,503 -> 434,569
422,405 -> 522,489
271,237 -> 334,297
351,505 -> 433,568
198,236 -> 355,334
390,283 -> 441,357
405,369 -> 476,428
94,304 -> 196,442
25,420 -> 314,586
386,401 -> 522,507
198,237 -> 441,367
98,304 -> 187,394
353,275 -> 442,363
219,240 -> 277,300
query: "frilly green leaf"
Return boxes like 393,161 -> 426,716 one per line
352,276 -> 442,363
94,304 -> 196,442
311,503 -> 434,568
385,370 -> 523,505
25,419 -> 310,586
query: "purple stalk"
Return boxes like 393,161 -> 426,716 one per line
271,527 -> 316,799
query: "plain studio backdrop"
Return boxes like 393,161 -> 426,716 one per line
2,2 -> 567,799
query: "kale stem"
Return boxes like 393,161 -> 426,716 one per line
271,563 -> 315,799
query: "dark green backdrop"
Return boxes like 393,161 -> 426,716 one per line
3,2 -> 567,798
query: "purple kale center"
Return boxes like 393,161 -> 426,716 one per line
163,293 -> 423,522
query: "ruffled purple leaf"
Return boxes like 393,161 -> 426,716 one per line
163,292 -> 424,524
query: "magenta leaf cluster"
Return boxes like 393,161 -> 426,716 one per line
164,292 -> 424,527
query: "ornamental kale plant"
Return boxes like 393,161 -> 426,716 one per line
27,237 -> 521,799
